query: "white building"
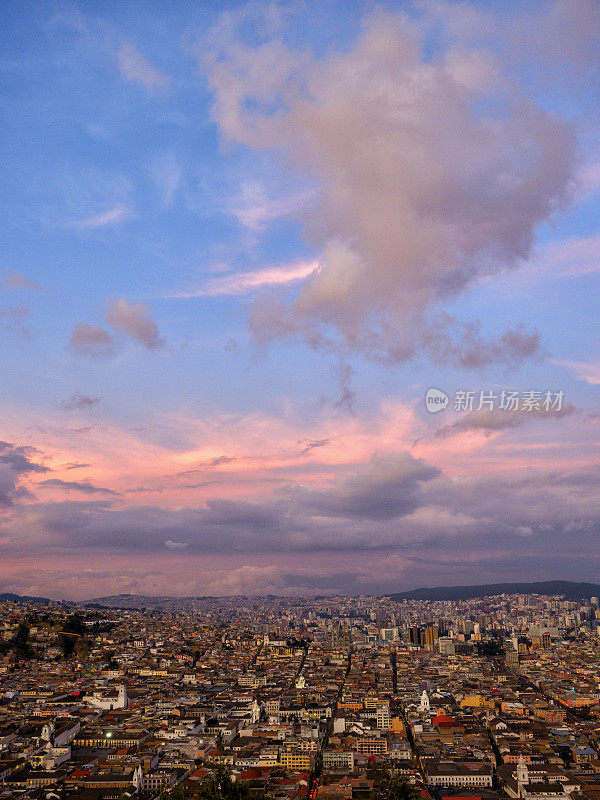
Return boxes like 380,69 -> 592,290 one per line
89,684 -> 128,710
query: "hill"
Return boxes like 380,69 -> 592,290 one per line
388,580 -> 600,602
85,594 -> 216,610
0,592 -> 52,605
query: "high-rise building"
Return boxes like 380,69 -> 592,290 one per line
424,625 -> 439,649
409,626 -> 422,646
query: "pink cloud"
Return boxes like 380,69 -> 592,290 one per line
0,394 -> 597,599
176,260 -> 319,298
106,297 -> 164,350
202,6 -> 575,365
3,390 -> 594,519
3,272 -> 40,290
69,323 -> 115,358
554,359 -> 600,385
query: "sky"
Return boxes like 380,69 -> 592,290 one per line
0,0 -> 599,600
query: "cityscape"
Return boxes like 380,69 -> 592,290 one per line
1,589 -> 600,798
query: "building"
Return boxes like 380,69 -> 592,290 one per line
356,736 -> 388,756
323,749 -> 355,771
426,760 -> 494,788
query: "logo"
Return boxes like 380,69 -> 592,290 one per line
425,388 -> 449,413
424,388 -> 565,414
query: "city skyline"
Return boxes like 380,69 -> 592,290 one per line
1,0 -> 599,600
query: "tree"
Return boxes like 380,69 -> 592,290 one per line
158,788 -> 181,800
195,765 -> 271,800
65,613 -> 85,635
13,621 -> 33,659
59,613 -> 86,657
371,769 -> 420,800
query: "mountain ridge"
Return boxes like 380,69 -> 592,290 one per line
0,592 -> 52,605
1,581 -> 598,608
387,580 -> 600,602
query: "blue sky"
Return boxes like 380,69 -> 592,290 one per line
0,0 -> 599,599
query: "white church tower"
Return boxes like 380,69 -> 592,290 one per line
419,690 -> 430,713
41,721 -> 55,743
118,684 -> 128,709
517,755 -> 529,797
132,764 -> 143,793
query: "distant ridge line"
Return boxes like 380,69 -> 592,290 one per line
2,581 -> 599,608
388,580 -> 600,602
0,592 -> 51,605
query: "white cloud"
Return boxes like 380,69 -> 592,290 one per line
149,152 -> 181,206
73,204 -> 132,230
232,182 -> 313,232
574,159 -> 600,200
539,234 -> 600,278
165,539 -> 188,550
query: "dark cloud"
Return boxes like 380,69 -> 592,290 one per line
421,466 -> 600,536
2,453 -> 441,549
423,320 -> 542,369
11,499 -> 281,554
2,444 -> 599,594
69,323 -> 115,358
106,297 -> 164,351
207,455 -> 236,467
299,438 -> 331,455
285,453 -> 440,521
281,571 -> 365,592
435,401 -> 576,438
38,478 -> 118,496
334,358 -> 355,412
60,392 -> 100,410
175,456 -> 238,477
0,465 -> 23,507
0,443 -> 49,475
0,443 -> 50,507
